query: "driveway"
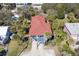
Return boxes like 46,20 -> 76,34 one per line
20,48 -> 55,56
20,40 -> 55,56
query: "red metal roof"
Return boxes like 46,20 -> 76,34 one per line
29,15 -> 52,36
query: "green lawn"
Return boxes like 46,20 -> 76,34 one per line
7,38 -> 32,56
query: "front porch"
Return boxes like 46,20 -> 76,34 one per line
31,35 -> 47,50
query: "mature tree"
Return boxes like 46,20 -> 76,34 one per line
3,3 -> 16,10
11,15 -> 30,41
27,3 -> 32,5
67,12 -> 78,22
54,4 -> 67,19
42,3 -> 56,13
0,8 -> 13,26
22,10 -> 31,20
73,7 -> 79,19
27,6 -> 35,16
0,4 -> 3,9
47,9 -> 57,22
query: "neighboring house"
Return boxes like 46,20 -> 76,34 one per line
32,3 -> 42,10
11,8 -> 20,21
16,3 -> 29,9
11,13 -> 19,21
0,26 -> 12,44
29,15 -> 52,50
11,9 -> 16,13
11,3 -> 30,21
64,23 -> 79,49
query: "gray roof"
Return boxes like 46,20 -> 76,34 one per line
65,23 -> 79,35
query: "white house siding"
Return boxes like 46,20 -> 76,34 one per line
32,38 -> 44,51
32,3 -> 42,10
16,3 -> 25,8
32,39 -> 37,51
31,35 -> 47,51
38,43 -> 44,50
33,6 -> 41,10
32,40 -> 44,50
16,3 -> 29,9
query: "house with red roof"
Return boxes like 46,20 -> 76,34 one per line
29,15 -> 52,36
29,15 -> 52,49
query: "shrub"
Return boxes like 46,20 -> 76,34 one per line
45,32 -> 52,38
59,42 -> 76,56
